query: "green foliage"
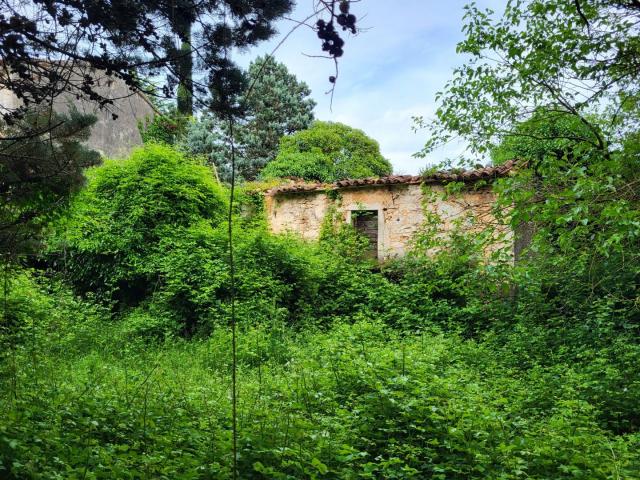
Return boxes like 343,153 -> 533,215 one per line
490,111 -> 601,166
1,0 -> 294,123
0,268 -> 109,362
239,55 -> 316,178
2,299 -> 639,479
139,110 -> 190,145
180,56 -> 315,182
261,121 -> 392,182
0,108 -> 100,258
416,0 -> 639,158
3,2 -> 640,478
409,0 -> 640,439
46,143 -> 395,334
48,143 -> 227,316
5,132 -> 640,478
179,114 -> 230,181
319,204 -> 371,261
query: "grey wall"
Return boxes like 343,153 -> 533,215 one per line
1,66 -> 157,159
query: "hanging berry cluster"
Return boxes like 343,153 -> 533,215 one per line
316,20 -> 344,59
336,1 -> 357,33
316,1 -> 357,84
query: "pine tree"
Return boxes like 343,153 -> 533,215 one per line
181,56 -> 316,182
238,56 -> 316,178
0,0 -> 294,123
0,109 -> 100,258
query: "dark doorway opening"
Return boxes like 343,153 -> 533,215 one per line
352,210 -> 379,259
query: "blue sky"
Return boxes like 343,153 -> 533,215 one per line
237,0 -> 508,174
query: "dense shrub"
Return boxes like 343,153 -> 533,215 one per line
1,310 -> 638,479
0,268 -> 109,362
48,144 -> 227,309
45,144 -> 410,335
261,121 -> 392,182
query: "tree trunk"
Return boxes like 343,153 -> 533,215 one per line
176,20 -> 193,116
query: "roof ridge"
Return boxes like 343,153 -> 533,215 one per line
266,159 -> 520,195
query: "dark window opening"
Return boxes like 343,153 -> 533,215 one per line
352,210 -> 379,259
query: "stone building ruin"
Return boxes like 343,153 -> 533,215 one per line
265,161 -> 516,261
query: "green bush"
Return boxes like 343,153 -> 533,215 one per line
261,121 -> 392,182
2,315 -> 638,479
48,143 -> 227,308
46,144 -> 410,335
0,268 -> 109,363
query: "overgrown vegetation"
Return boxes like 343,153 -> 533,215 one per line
2,132 -> 639,476
2,288 -> 639,478
2,0 -> 640,478
261,121 -> 392,182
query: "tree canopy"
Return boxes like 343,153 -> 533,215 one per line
490,110 -> 603,166
0,109 -> 100,259
237,56 -> 317,178
416,0 -> 640,298
180,56 -> 316,182
417,0 -> 640,159
0,0 -> 294,123
261,121 -> 392,182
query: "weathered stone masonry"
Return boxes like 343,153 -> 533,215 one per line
264,162 -> 515,261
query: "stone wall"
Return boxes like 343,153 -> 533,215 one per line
265,183 -> 508,260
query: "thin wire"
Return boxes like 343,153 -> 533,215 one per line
226,113 -> 238,480
222,6 -> 345,478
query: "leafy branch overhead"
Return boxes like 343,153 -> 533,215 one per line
0,0 -> 294,122
416,0 -> 640,158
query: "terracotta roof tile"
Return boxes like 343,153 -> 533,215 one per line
266,159 -> 518,195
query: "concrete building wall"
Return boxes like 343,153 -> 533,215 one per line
265,183 -> 507,260
1,67 -> 156,159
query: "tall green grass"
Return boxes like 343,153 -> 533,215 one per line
1,273 -> 638,479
